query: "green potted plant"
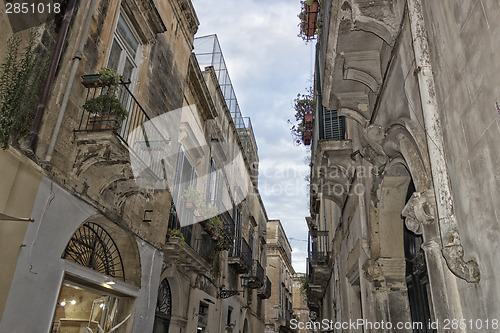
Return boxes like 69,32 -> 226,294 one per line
298,0 -> 321,41
183,185 -> 218,219
83,68 -> 128,131
288,87 -> 315,146
183,185 -> 200,209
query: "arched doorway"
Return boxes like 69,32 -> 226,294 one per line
370,161 -> 434,330
404,182 -> 435,332
243,318 -> 249,333
52,221 -> 136,332
153,278 -> 172,333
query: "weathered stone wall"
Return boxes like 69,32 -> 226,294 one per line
28,0 -> 196,247
420,0 -> 500,322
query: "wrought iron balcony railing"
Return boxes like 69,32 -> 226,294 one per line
308,230 -> 329,262
248,260 -> 264,288
257,275 -> 272,299
229,237 -> 252,273
78,77 -> 167,180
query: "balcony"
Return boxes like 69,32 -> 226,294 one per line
306,259 -> 323,311
163,237 -> 210,275
308,230 -> 329,263
307,230 -> 330,303
228,237 -> 252,274
247,260 -> 264,289
70,75 -> 170,246
77,77 -> 167,180
257,276 -> 271,299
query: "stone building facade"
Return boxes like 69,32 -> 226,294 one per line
0,1 -> 270,332
304,0 -> 500,332
265,220 -> 296,333
291,273 -> 310,333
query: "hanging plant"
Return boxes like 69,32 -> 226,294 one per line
298,0 -> 322,42
288,87 -> 315,146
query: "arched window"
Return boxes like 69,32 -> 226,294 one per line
62,222 -> 125,280
153,278 -> 171,333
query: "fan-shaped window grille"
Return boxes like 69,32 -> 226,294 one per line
156,278 -> 172,316
62,222 -> 125,280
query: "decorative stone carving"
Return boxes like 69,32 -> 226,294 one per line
360,124 -> 388,169
442,240 -> 481,283
401,191 -> 436,235
343,51 -> 382,92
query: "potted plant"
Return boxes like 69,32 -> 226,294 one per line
298,0 -> 321,41
182,185 -> 218,218
183,185 -> 199,209
288,87 -> 315,146
82,68 -> 128,131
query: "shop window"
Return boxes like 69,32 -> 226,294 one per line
62,222 -> 125,281
51,281 -> 124,333
153,279 -> 172,333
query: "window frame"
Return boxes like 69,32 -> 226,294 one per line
106,11 -> 142,92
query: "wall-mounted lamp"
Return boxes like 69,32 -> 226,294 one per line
59,299 -> 77,306
102,277 -> 116,289
219,276 -> 250,299
240,275 -> 249,288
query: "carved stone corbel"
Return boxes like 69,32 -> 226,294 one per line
401,191 -> 436,235
360,124 -> 388,169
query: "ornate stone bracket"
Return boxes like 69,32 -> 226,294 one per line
360,124 -> 388,169
441,232 -> 481,283
401,191 -> 435,235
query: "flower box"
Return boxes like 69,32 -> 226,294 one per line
86,115 -> 120,131
303,130 -> 312,145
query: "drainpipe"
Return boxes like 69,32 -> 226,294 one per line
407,0 -> 480,283
44,0 -> 97,162
24,0 -> 77,153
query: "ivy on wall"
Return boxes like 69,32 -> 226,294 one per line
0,29 -> 49,149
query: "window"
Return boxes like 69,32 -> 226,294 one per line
62,222 -> 125,281
51,281 -> 122,333
197,302 -> 209,332
153,279 -> 171,333
227,306 -> 233,327
107,13 -> 141,86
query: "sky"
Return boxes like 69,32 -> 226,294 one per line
192,0 -> 315,273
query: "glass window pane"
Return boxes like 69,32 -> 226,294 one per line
122,58 -> 134,83
116,15 -> 139,58
107,40 -> 122,71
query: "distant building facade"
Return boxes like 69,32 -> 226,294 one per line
265,220 -> 296,333
292,273 -> 310,333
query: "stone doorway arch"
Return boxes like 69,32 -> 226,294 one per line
364,122 -> 452,328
